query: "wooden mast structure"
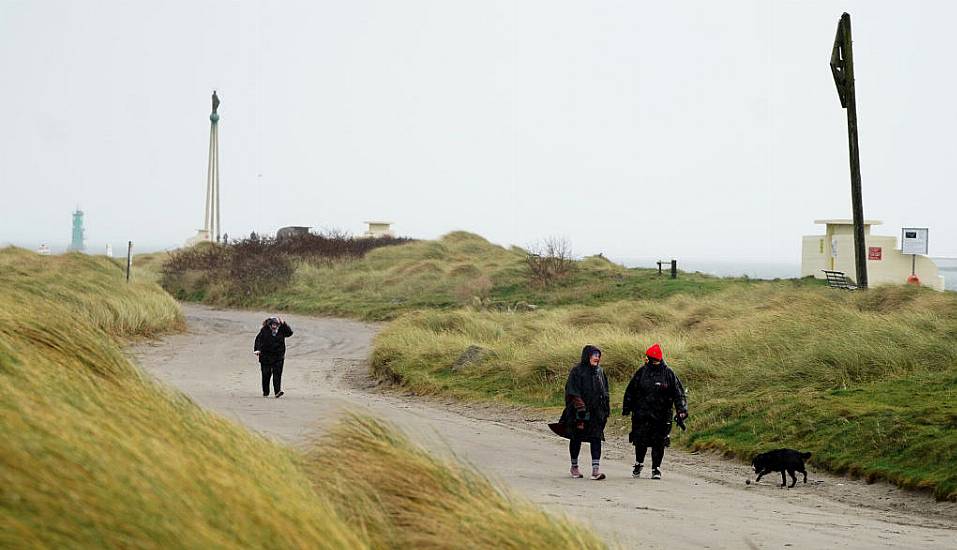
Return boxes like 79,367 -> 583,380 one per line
830,13 -> 868,288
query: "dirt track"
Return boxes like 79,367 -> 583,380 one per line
134,305 -> 957,549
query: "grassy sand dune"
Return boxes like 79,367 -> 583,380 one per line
0,248 -> 603,548
164,231 -> 773,320
372,284 -> 957,500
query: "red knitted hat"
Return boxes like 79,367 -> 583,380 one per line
645,343 -> 663,361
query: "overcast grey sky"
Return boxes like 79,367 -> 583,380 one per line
2,0 -> 955,261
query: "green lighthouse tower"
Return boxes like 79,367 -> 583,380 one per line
69,207 -> 85,252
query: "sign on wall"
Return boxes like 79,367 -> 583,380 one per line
901,228 -> 929,255
868,247 -> 882,260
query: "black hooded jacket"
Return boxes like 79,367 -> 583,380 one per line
559,345 -> 610,440
254,320 -> 293,364
622,360 -> 687,423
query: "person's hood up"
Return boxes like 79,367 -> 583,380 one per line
261,318 -> 280,334
579,345 -> 602,367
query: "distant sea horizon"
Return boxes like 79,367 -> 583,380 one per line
615,257 -> 801,281
2,241 -> 174,256
615,257 -> 957,292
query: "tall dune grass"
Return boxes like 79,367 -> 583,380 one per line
0,248 -> 603,548
2,248 -> 182,336
372,284 -> 957,500
308,416 -> 604,549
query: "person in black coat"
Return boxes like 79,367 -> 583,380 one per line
621,343 -> 688,480
559,345 -> 610,480
254,316 -> 293,398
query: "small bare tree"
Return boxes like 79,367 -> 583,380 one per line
526,236 -> 574,286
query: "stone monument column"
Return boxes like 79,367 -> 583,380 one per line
204,91 -> 221,242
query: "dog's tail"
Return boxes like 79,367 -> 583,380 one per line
801,451 -> 812,459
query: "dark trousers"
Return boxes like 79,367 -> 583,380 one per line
632,416 -> 671,469
569,437 -> 602,461
636,445 -> 665,469
261,360 -> 284,395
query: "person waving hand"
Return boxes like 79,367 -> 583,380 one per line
254,316 -> 294,398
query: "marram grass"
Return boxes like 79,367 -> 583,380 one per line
307,415 -> 604,550
372,284 -> 957,500
0,248 -> 603,549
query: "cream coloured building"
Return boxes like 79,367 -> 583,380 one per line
363,221 -> 394,238
801,220 -> 944,290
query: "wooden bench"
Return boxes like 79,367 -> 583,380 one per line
822,270 -> 858,290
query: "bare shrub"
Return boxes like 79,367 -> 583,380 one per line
162,230 -> 413,303
526,237 -> 575,287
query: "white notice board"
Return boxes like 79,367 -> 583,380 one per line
901,228 -> 929,255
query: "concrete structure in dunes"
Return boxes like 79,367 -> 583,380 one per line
277,226 -> 310,239
363,221 -> 394,238
801,219 -> 944,290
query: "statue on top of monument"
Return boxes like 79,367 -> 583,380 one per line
212,90 -> 220,114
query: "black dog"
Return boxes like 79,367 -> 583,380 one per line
751,449 -> 811,488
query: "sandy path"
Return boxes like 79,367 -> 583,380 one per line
133,305 -> 956,549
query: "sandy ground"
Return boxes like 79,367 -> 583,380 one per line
133,305 -> 957,549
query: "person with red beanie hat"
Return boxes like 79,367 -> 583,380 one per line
621,343 -> 688,480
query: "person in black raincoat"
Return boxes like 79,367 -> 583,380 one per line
254,316 -> 293,398
558,345 -> 610,480
621,343 -> 687,480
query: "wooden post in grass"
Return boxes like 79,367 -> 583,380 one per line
670,259 -> 677,279
830,12 -> 868,289
126,241 -> 133,283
